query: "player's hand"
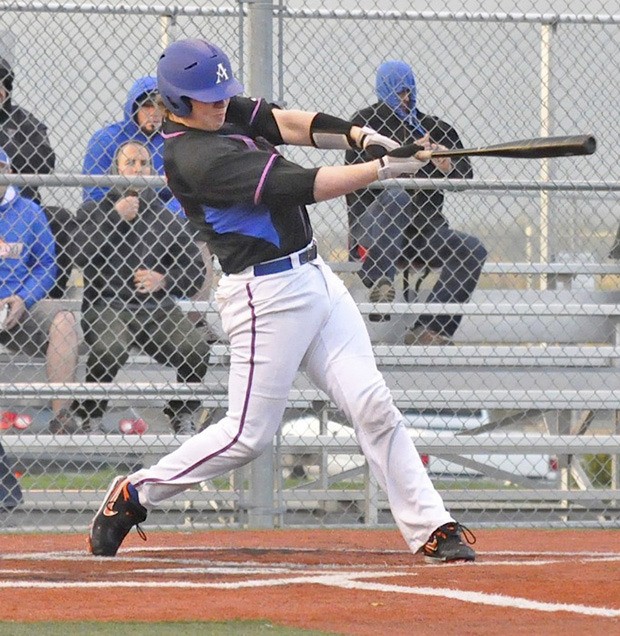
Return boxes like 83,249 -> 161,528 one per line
376,144 -> 429,180
134,269 -> 166,294
115,195 -> 140,222
3,294 -> 26,330
358,126 -> 400,157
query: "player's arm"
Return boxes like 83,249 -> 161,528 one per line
273,109 -> 399,156
261,146 -> 428,207
229,96 -> 398,155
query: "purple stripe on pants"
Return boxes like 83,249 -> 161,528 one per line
134,282 -> 258,485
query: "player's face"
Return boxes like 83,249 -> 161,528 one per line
116,144 -> 152,177
190,98 -> 230,131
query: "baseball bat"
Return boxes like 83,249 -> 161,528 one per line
424,134 -> 596,159
367,135 -> 596,160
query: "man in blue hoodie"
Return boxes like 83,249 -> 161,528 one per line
345,60 -> 487,345
82,76 -> 179,213
0,145 -> 81,509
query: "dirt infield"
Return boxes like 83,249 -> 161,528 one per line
0,528 -> 619,634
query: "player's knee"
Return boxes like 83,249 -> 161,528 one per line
349,384 -> 400,434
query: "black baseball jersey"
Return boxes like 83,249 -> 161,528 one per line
162,96 -> 318,274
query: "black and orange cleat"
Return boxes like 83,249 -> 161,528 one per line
421,522 -> 476,564
88,476 -> 147,557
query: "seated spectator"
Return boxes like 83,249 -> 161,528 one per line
70,141 -> 211,434
84,81 -> 217,328
0,145 -> 80,511
345,60 -> 487,345
0,56 -> 55,204
82,75 -> 180,214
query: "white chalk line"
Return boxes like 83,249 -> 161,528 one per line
1,548 -> 619,619
319,576 -> 620,618
0,571 -> 617,618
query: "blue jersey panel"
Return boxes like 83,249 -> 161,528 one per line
203,202 -> 281,248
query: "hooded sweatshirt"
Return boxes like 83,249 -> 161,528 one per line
0,58 -> 56,204
0,186 -> 57,308
82,76 -> 165,203
345,60 -> 473,243
375,60 -> 426,137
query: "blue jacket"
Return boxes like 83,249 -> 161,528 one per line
82,76 -> 169,203
0,187 -> 57,309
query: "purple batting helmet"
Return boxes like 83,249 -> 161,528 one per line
157,39 -> 243,116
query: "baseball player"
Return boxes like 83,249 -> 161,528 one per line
88,38 -> 476,564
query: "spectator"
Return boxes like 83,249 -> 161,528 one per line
82,75 -> 179,214
70,141 -> 211,434
0,146 -> 80,442
0,56 -> 55,204
345,60 -> 487,345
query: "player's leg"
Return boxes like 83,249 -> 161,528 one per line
130,268 -> 331,502
302,262 -> 474,561
89,266 -> 330,555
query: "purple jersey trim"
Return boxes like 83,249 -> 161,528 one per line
133,282 -> 258,487
254,154 -> 278,205
160,130 -> 187,139
226,133 -> 258,149
249,98 -> 263,125
224,134 -> 277,205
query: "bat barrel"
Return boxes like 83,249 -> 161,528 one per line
430,135 -> 597,159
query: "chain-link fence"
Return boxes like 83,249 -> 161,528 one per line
0,2 -> 619,533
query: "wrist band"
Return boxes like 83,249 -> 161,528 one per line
310,113 -> 355,150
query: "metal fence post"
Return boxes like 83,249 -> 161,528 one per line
247,0 -> 275,529
247,0 -> 273,99
538,20 -> 554,291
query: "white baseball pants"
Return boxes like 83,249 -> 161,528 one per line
130,253 -> 453,553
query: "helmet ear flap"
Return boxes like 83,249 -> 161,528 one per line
164,94 -> 192,117
180,96 -> 192,116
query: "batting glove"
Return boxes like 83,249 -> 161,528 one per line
376,144 -> 429,180
358,126 -> 400,156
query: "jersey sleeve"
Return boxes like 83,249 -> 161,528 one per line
226,96 -> 284,145
177,134 -> 316,208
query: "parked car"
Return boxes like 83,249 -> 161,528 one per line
402,409 -> 557,481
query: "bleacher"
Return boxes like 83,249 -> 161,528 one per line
3,256 -> 619,430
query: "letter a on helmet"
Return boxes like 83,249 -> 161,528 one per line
157,39 -> 244,116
